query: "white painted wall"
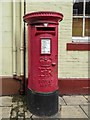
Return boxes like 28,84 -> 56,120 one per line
0,2 -> 21,76
0,1 -> 88,79
1,2 -> 13,76
25,1 -> 88,78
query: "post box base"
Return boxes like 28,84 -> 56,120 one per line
27,88 -> 58,116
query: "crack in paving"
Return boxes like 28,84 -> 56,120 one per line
79,105 -> 90,119
62,97 -> 67,105
83,95 -> 90,103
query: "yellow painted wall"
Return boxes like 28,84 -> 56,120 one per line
26,1 -> 88,78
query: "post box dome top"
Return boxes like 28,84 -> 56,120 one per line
23,11 -> 63,24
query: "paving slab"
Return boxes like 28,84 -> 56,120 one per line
80,105 -> 89,116
80,105 -> 90,119
60,105 -> 88,118
84,95 -> 90,102
88,105 -> 90,118
1,95 -> 90,119
32,112 -> 60,119
0,107 -> 2,119
1,107 -> 12,118
0,96 -> 12,107
59,96 -> 66,105
63,95 -> 88,105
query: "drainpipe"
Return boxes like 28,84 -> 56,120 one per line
13,1 -> 26,95
19,1 -> 25,95
24,1 -> 26,94
13,0 -> 17,77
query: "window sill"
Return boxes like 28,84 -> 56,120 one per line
67,42 -> 90,51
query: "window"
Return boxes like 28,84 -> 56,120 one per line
72,0 -> 90,42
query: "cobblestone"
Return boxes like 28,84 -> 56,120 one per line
25,110 -> 32,118
19,101 -> 23,106
11,110 -> 17,118
12,102 -> 17,108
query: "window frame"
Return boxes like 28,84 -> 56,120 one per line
67,0 -> 90,51
72,0 -> 90,42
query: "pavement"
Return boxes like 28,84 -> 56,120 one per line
0,95 -> 90,120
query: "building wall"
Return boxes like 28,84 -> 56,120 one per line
26,1 -> 88,78
1,1 -> 88,78
0,2 -> 21,95
1,2 -> 13,76
0,1 -> 89,95
0,2 -> 21,77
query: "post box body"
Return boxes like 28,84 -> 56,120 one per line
23,11 -> 63,116
28,24 -> 58,93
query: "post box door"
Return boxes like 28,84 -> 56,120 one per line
39,37 -> 58,90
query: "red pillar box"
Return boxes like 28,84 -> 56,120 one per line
23,11 -> 63,116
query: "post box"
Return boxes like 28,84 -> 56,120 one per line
23,11 -> 63,116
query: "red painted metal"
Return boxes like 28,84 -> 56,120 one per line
67,42 -> 90,51
23,11 -> 63,24
23,11 -> 63,93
